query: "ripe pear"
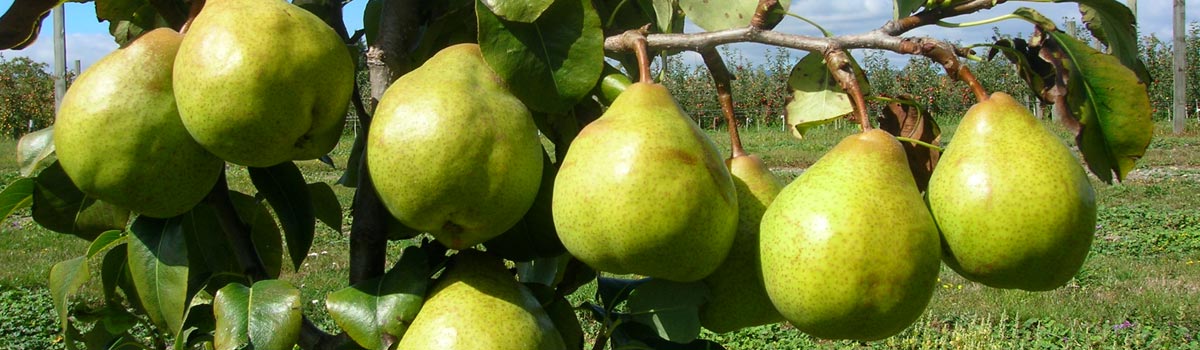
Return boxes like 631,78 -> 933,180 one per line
368,44 -> 543,250
174,0 -> 354,167
700,154 -> 785,333
927,92 -> 1096,291
396,250 -> 565,350
54,28 -> 222,218
760,129 -> 941,341
483,151 -> 566,262
553,82 -> 738,282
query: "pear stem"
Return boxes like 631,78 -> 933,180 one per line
700,48 -> 747,157
896,136 -> 946,152
749,0 -> 780,30
823,48 -> 873,130
179,0 -> 205,34
633,32 -> 652,84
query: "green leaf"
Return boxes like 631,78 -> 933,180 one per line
100,244 -> 130,304
229,191 -> 284,278
544,294 -> 584,350
626,279 -> 709,343
1012,7 -> 1059,31
785,53 -> 853,139
0,177 -> 34,223
181,203 -> 243,278
477,0 -> 604,113
363,0 -> 381,45
248,163 -> 315,270
86,230 -> 126,258
894,0 -> 925,19
106,1 -> 165,47
307,182 -> 342,233
127,215 -> 190,336
1050,32 -> 1152,183
96,0 -> 148,22
516,256 -> 561,287
679,0 -> 790,31
16,126 -> 55,177
481,0 -> 553,22
0,0 -> 66,49
214,280 -> 303,350
1055,0 -> 1150,83
337,127 -> 366,188
32,162 -> 131,240
649,0 -> 676,32
49,256 -> 89,341
327,246 -> 430,350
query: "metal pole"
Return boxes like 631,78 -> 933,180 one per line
52,5 -> 66,116
1173,0 -> 1187,134
1128,0 -> 1136,18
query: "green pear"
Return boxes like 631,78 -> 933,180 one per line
174,0 -> 354,167
368,44 -> 543,250
760,129 -> 940,341
483,151 -> 567,262
700,154 -> 785,333
396,250 -> 565,350
54,28 -> 222,218
927,92 -> 1096,291
553,82 -> 738,282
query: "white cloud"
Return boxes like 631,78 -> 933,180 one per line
3,31 -> 117,73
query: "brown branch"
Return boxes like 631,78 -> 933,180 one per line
700,48 -> 747,157
883,0 -> 1005,36
824,48 -> 872,130
911,40 -> 990,102
605,0 -> 999,53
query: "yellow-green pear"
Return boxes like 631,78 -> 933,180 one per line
174,0 -> 354,167
760,129 -> 940,341
700,154 -> 785,333
54,28 -> 222,218
368,44 -> 542,250
553,82 -> 738,282
927,92 -> 1096,291
396,250 -> 565,350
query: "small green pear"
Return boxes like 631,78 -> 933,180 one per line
700,154 -> 785,333
174,0 -> 354,167
369,44 -> 543,250
553,82 -> 738,282
760,129 -> 941,341
396,250 -> 566,350
54,28 -> 222,218
927,92 -> 1096,291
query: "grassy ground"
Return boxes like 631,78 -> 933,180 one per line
0,119 -> 1197,349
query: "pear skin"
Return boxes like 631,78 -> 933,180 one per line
396,250 -> 565,350
700,154 -> 785,333
928,92 -> 1096,291
760,129 -> 941,341
368,44 -> 543,250
54,28 -> 222,218
553,82 -> 738,282
174,0 -> 354,167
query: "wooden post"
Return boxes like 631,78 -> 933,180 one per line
1174,0 -> 1187,134
52,5 -> 66,116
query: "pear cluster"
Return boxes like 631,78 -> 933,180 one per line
53,0 -> 354,218
751,93 -> 1097,340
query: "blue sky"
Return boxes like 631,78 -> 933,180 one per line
0,0 -> 1196,72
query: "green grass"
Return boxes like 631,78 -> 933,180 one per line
1,120 -> 1198,349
